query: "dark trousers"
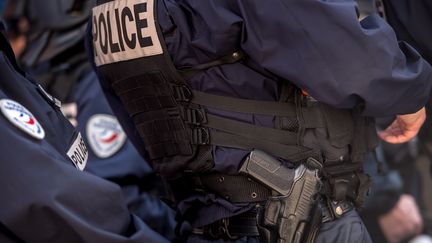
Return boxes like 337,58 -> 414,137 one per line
187,209 -> 372,243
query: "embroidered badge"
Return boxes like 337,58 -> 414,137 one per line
86,114 -> 126,158
67,132 -> 88,171
0,99 -> 45,140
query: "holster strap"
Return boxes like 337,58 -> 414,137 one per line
321,200 -> 353,223
193,173 -> 273,203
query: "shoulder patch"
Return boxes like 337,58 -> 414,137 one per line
86,114 -> 127,158
92,0 -> 163,66
0,99 -> 45,140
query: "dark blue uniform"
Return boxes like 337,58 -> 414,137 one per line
88,0 -> 432,242
0,26 -> 169,243
73,71 -> 176,238
9,0 -> 176,238
383,0 -> 432,64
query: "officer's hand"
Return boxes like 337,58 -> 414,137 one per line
378,194 -> 423,243
378,107 -> 426,144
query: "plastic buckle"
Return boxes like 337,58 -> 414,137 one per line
181,106 -> 207,125
192,127 -> 210,145
173,85 -> 193,102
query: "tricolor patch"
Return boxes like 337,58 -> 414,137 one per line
0,99 -> 45,140
86,114 -> 126,158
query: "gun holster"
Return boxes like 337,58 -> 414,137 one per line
240,150 -> 323,243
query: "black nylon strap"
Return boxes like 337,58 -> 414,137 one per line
192,90 -> 297,116
205,114 -> 298,145
301,106 -> 326,128
210,130 -> 317,162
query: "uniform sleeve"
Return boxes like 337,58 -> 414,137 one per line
236,0 -> 432,116
384,0 -> 432,64
0,124 -> 169,243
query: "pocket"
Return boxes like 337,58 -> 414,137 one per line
319,103 -> 354,148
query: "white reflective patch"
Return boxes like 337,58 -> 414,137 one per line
0,99 -> 45,140
86,114 -> 127,158
67,133 -> 89,171
92,0 -> 163,66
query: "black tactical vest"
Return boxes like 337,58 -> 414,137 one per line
92,0 -> 378,206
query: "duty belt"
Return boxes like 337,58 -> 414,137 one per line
191,200 -> 353,240
175,172 -> 353,239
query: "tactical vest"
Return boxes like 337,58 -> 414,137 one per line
92,0 -> 377,206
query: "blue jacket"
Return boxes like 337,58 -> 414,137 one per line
73,71 -> 176,238
383,0 -> 432,64
0,28 -> 168,242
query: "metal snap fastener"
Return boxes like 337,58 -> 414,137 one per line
335,206 -> 343,216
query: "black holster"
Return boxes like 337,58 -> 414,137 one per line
240,150 -> 323,243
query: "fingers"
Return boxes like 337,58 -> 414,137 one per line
379,107 -> 426,144
379,194 -> 424,243
399,195 -> 423,235
378,120 -> 416,144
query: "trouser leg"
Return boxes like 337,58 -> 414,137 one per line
316,209 -> 372,243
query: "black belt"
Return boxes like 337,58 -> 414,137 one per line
191,200 -> 353,240
191,210 -> 260,240
170,172 -> 273,203
193,173 -> 272,202
321,200 -> 353,223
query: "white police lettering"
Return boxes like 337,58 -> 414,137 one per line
67,133 -> 88,171
0,99 -> 45,140
92,0 -> 163,66
86,114 -> 126,158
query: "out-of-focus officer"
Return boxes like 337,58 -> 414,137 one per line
357,0 -> 432,242
88,0 -> 432,242
0,21 -> 169,243
3,0 -> 176,238
361,144 -> 430,243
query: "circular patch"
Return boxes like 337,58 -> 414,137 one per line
86,114 -> 127,158
0,99 -> 45,140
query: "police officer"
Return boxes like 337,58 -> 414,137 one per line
0,21 -> 168,243
88,0 -> 432,242
6,0 -> 176,238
